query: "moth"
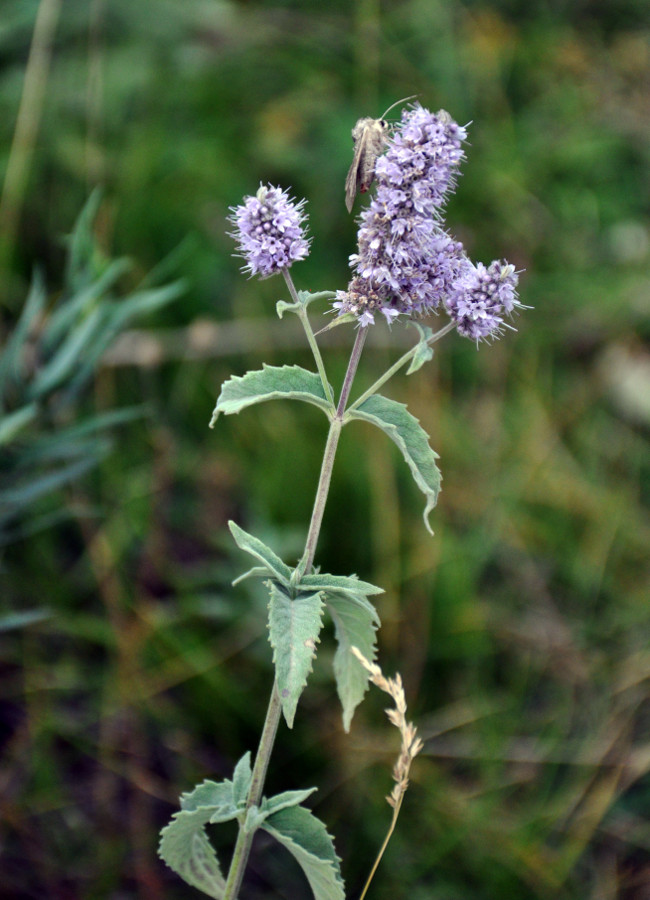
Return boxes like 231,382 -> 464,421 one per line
345,96 -> 417,213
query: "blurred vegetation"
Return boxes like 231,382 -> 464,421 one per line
1,1 -> 649,898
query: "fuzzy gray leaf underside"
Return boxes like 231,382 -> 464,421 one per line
347,393 -> 441,534
158,807 -> 227,899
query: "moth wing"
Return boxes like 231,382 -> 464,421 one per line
345,130 -> 369,213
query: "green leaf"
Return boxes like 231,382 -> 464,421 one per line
261,787 -> 318,818
158,808 -> 226,899
299,572 -> 383,598
347,394 -> 441,535
325,591 -> 380,732
0,404 -> 38,447
1,456 -> 100,514
45,258 -> 132,353
65,188 -> 104,292
0,609 -> 52,632
209,365 -> 334,427
231,565 -> 270,586
30,305 -> 108,398
60,280 -> 184,398
314,312 -> 357,335
406,323 -> 434,374
261,805 -> 345,900
0,270 -> 46,397
268,583 -> 324,728
276,289 -> 335,319
243,805 -> 267,833
229,521 -> 292,585
180,779 -> 235,815
160,775 -> 239,898
232,752 -> 252,807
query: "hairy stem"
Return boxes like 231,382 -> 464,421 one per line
223,324 -> 368,898
282,268 -> 335,406
347,320 -> 456,413
298,325 -> 367,576
222,681 -> 282,900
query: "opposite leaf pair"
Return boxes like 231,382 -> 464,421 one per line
159,752 -> 345,900
229,521 -> 381,731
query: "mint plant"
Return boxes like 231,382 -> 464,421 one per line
159,103 -> 523,899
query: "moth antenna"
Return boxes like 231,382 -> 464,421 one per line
380,95 -> 419,119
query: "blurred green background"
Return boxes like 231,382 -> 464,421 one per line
1,0 -> 649,897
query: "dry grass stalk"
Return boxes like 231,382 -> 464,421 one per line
351,646 -> 424,899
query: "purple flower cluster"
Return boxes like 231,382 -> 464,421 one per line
335,103 -> 522,342
444,260 -> 520,342
229,184 -> 310,279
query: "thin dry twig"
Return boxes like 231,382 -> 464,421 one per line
351,646 -> 424,899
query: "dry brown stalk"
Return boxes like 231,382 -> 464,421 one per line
351,646 -> 424,899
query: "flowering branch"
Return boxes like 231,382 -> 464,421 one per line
159,100 -> 525,900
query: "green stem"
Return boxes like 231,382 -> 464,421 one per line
222,324 -> 368,898
298,325 -> 367,576
282,269 -> 335,406
347,320 -> 457,414
222,681 -> 282,900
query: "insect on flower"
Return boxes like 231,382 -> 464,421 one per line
344,96 -> 417,213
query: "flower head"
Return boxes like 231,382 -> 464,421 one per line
337,105 -> 469,325
229,183 -> 310,278
336,102 -> 524,342
444,260 -> 521,343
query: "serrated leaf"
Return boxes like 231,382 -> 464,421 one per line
299,572 -> 383,597
325,591 -> 380,732
229,521 -> 292,585
261,787 -> 318,818
159,808 -> 225,899
180,779 -> 240,826
209,365 -> 334,427
180,779 -> 234,814
232,752 -> 252,807
261,805 -> 345,900
406,323 -> 435,374
268,583 -> 324,728
347,394 -> 441,535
